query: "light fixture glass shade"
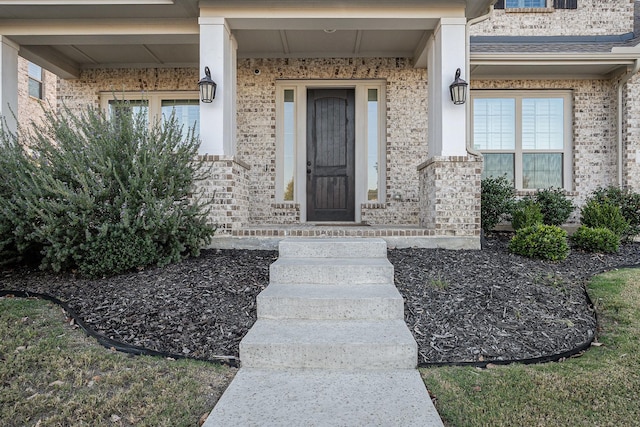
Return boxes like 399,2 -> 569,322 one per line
449,68 -> 468,105
198,66 -> 217,103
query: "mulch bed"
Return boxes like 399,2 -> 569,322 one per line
2,234 -> 639,365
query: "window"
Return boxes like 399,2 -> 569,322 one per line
101,92 -> 199,137
28,62 -> 43,99
472,91 -> 572,191
494,0 -> 577,9
506,0 -> 546,7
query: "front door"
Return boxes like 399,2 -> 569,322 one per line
306,89 -> 355,222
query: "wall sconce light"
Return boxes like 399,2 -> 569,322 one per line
449,68 -> 468,105
198,66 -> 217,103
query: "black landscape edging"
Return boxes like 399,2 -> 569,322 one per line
0,290 -> 240,368
419,283 -> 599,369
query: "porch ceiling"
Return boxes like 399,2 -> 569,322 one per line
1,0 -> 490,78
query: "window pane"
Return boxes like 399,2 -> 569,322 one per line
28,62 -> 42,80
109,100 -> 149,122
523,153 -> 563,189
161,99 -> 199,138
506,0 -> 545,7
482,153 -> 515,184
367,88 -> 379,201
283,90 -> 295,201
522,98 -> 564,150
473,98 -> 516,150
28,78 -> 42,99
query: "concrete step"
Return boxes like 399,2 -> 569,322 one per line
203,368 -> 444,427
269,257 -> 394,285
257,283 -> 405,320
240,319 -> 417,369
278,237 -> 388,259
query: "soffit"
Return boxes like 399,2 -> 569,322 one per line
0,0 -> 487,78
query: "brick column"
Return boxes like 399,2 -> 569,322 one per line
195,156 -> 250,234
418,156 -> 482,242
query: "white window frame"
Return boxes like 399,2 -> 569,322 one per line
471,90 -> 573,191
28,62 -> 44,100
99,91 -> 199,127
275,80 -> 386,223
505,0 -> 550,9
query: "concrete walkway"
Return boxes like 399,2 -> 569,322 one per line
203,238 -> 444,426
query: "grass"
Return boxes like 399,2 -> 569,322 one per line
421,268 -> 640,427
0,297 -> 236,427
3,268 -> 640,426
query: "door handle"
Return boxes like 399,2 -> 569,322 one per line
307,161 -> 312,166
307,169 -> 312,174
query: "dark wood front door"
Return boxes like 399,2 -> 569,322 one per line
306,89 -> 355,222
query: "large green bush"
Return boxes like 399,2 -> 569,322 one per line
508,224 -> 569,261
580,200 -> 630,238
571,226 -> 620,254
481,175 -> 515,234
0,103 -> 214,277
510,197 -> 543,231
590,186 -> 640,238
535,188 -> 575,226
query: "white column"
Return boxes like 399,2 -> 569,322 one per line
198,17 -> 237,156
427,18 -> 468,157
0,36 -> 19,134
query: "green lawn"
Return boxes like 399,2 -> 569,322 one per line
422,268 -> 640,427
0,297 -> 236,427
3,268 -> 640,426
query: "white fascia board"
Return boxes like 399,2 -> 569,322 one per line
0,18 -> 198,36
200,5 -> 464,31
471,52 -> 639,66
0,1 -> 173,4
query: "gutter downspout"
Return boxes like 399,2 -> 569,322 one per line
617,58 -> 640,188
465,3 -> 496,158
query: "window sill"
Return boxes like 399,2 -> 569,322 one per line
505,7 -> 554,13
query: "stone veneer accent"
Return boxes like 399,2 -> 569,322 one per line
472,0 -> 634,37
418,156 -> 482,237
194,156 -> 250,234
237,57 -> 428,226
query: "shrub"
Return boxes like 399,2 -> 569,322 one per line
580,200 -> 630,238
535,188 -> 575,226
0,103 -> 215,277
481,175 -> 515,234
590,186 -> 640,238
511,197 -> 543,231
571,226 -> 620,253
508,224 -> 569,261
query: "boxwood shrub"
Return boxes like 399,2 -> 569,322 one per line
508,224 -> 569,261
571,226 -> 620,254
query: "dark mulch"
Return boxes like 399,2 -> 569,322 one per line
1,234 -> 639,365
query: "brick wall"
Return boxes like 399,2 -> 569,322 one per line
623,74 -> 640,191
418,156 -> 482,237
237,57 -> 428,225
472,0 -> 634,37
194,156 -> 250,234
57,67 -> 198,114
17,57 -> 57,132
472,79 -> 619,210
